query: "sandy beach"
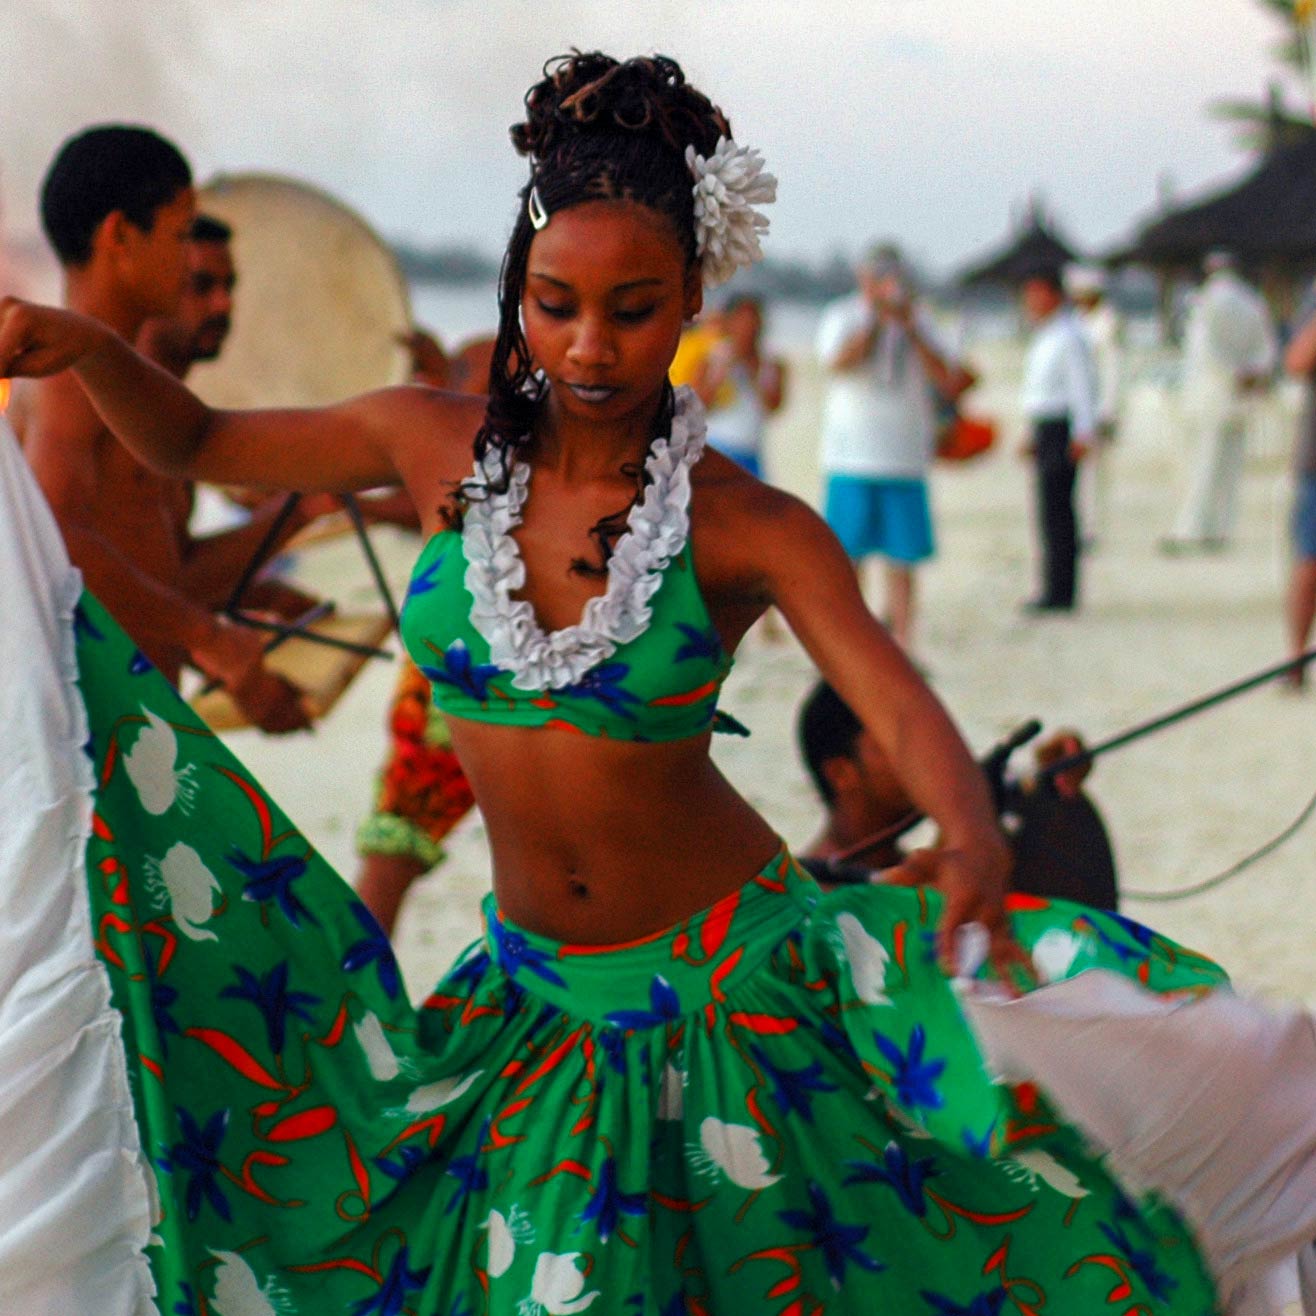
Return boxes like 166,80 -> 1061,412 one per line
222,342 -> 1316,1010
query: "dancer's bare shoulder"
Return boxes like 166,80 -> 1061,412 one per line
691,451 -> 836,596
688,450 -> 845,649
386,385 -> 487,526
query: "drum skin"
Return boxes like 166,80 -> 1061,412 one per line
189,173 -> 412,408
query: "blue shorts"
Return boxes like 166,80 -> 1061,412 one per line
1295,473 -> 1316,559
824,475 -> 935,563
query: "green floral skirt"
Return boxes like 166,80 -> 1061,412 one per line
77,590 -> 1223,1315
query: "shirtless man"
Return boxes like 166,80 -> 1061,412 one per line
135,213 -> 329,620
15,126 -> 310,731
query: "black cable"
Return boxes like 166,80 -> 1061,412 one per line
1121,780 -> 1316,902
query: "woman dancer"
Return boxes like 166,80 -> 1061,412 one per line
2,53 -> 1313,1316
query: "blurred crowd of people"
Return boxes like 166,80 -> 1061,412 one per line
700,239 -> 1316,689
11,121 -> 1316,942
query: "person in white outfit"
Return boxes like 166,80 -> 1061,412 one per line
1064,264 -> 1122,544
1163,251 -> 1277,552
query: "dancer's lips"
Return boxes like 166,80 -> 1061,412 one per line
565,382 -> 621,404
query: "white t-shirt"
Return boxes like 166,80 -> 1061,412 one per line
706,360 -> 766,460
1019,307 -> 1099,438
816,293 -> 945,479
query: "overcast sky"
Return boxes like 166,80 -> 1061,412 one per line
1,0 -> 1299,273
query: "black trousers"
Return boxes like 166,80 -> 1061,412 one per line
1033,417 -> 1079,606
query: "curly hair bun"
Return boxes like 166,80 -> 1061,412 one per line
512,51 -> 729,165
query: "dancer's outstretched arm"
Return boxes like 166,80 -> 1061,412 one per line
707,478 -> 1019,978
0,298 -> 471,497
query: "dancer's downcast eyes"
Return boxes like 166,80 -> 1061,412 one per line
531,300 -> 659,326
614,305 -> 658,325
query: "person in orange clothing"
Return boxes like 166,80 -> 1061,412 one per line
353,329 -> 495,932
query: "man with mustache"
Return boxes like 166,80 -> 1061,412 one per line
138,213 -> 236,374
137,213 -> 329,625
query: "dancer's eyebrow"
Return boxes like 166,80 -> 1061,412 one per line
528,273 -> 665,292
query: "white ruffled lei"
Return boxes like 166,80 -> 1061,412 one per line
686,136 -> 778,289
462,386 -> 708,691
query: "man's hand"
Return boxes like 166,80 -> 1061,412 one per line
397,329 -> 449,389
1034,730 -> 1090,799
885,838 -> 1030,987
877,294 -> 914,329
1069,439 -> 1092,463
194,619 -> 312,734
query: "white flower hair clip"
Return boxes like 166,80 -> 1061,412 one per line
685,136 -> 777,289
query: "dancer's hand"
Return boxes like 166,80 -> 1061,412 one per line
886,839 -> 1030,987
0,298 -> 110,380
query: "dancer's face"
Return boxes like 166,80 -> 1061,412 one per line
523,199 -> 702,427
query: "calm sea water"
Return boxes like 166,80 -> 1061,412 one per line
408,279 -> 1164,357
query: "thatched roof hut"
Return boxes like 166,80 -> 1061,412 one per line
1111,131 -> 1316,320
959,206 -> 1080,288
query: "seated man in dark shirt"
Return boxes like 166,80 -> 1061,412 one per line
797,681 -> 1118,910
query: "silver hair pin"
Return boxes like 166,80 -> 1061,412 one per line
528,185 -> 549,231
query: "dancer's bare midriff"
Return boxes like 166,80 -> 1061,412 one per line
447,717 -> 781,943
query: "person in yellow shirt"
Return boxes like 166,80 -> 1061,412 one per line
670,297 -> 785,478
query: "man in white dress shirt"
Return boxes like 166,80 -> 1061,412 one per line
1162,250 -> 1276,552
816,244 -> 973,649
1019,265 -> 1099,612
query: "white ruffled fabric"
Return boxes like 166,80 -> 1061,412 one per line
0,420 -> 160,1315
964,972 -> 1316,1315
462,386 -> 707,691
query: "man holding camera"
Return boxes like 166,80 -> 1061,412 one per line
816,243 -> 974,651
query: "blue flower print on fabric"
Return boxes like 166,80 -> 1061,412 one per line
421,639 -> 504,704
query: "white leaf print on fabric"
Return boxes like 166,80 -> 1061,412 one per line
403,1068 -> 484,1114
1032,929 -> 1084,984
836,912 -> 892,1006
658,1062 -> 685,1121
144,841 -> 220,942
353,1012 -> 400,1082
123,706 -> 197,815
1005,1148 -> 1091,1199
210,1250 -> 289,1316
483,1206 -> 534,1279
690,1116 -> 781,1190
518,1251 -> 601,1315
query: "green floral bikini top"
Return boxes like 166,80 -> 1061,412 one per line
400,388 -> 741,742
